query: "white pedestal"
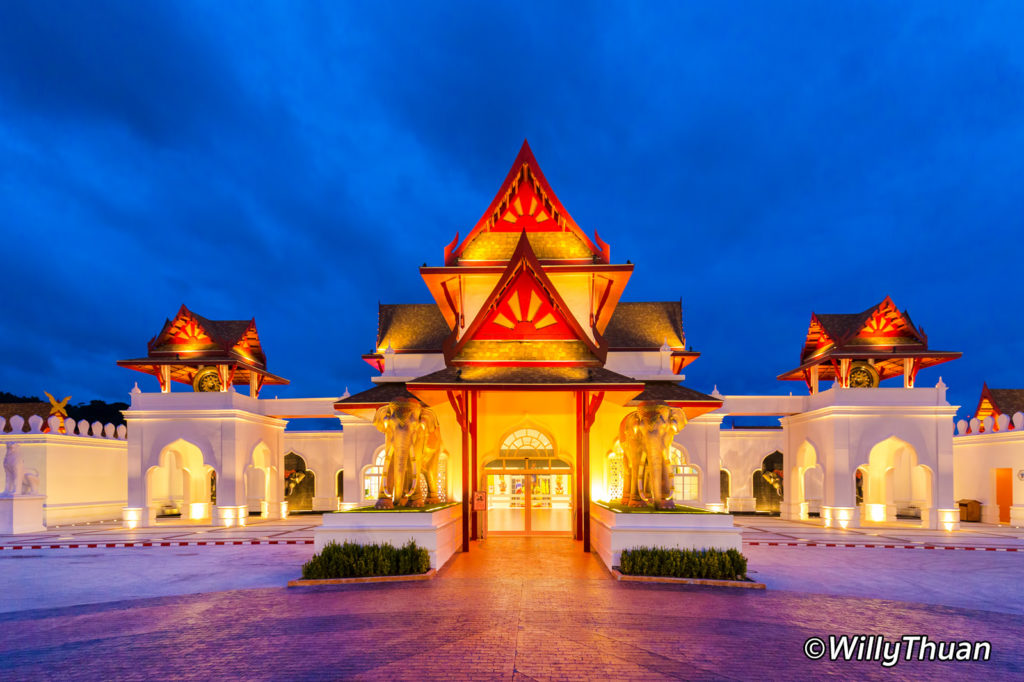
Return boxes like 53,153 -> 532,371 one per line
217,505 -> 248,527
590,502 -> 742,571
0,495 -> 46,534
314,503 -> 463,569
780,501 -> 805,520
821,505 -> 859,529
1010,506 -> 1024,529
727,497 -> 756,513
312,496 -> 338,512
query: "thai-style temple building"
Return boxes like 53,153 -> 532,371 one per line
3,142 -> 1023,539
335,142 -> 722,549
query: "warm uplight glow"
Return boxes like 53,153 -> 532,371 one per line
938,508 -> 959,532
706,503 -> 726,513
865,503 -> 887,523
189,502 -> 209,520
281,501 -> 289,519
122,507 -> 142,530
217,505 -> 247,528
822,506 -> 854,529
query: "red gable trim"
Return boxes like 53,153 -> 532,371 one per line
448,140 -> 605,264
444,231 -> 606,364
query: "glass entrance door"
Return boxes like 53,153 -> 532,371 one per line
484,458 -> 572,535
486,473 -> 527,532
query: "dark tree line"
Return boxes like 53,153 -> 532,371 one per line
0,392 -> 128,426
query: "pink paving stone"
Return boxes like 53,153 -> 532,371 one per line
0,538 -> 1022,679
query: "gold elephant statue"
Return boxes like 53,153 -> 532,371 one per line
372,398 -> 444,509
618,401 -> 686,509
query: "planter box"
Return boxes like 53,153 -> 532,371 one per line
590,501 -> 742,572
610,568 -> 765,589
314,503 -> 462,569
287,569 -> 436,586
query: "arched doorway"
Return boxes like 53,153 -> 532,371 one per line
860,437 -> 932,525
753,451 -> 783,514
145,439 -> 213,522
483,427 -> 572,535
720,469 -> 731,502
246,441 -> 279,517
284,452 -> 315,512
336,469 -> 344,505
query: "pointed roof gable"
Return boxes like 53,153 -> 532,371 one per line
148,305 -> 267,366
779,296 -> 959,384
447,141 -> 609,265
975,383 -> 1024,425
119,304 -> 287,390
445,232 -> 605,366
799,296 -> 926,363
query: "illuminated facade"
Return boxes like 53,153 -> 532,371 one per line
6,142 -> 1021,537
335,142 -> 722,550
333,143 -> 973,538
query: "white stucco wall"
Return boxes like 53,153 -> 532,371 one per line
779,385 -> 958,529
718,428 -> 786,511
953,424 -> 1024,526
124,390 -> 287,526
283,430 -> 345,510
1,434 -> 127,525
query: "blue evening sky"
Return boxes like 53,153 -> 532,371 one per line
1,2 -> 1022,420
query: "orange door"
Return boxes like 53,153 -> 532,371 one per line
995,468 -> 1013,524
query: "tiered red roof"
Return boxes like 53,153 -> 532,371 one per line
444,232 -> 605,366
445,140 -> 609,265
118,305 -> 288,392
778,296 -> 960,387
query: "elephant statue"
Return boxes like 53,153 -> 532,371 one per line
761,466 -> 783,497
617,401 -> 686,509
372,397 -> 443,509
284,470 -> 306,496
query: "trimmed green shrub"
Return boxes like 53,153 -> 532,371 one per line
618,546 -> 748,581
301,539 -> 430,579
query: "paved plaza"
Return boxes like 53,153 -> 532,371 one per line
2,517 -> 1024,679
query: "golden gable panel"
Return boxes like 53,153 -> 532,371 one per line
456,339 -> 597,363
459,232 -> 594,262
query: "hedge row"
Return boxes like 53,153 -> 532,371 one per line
302,540 -> 430,579
619,547 -> 748,581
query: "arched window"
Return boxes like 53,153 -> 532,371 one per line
606,442 -> 624,501
436,452 -> 449,503
362,449 -> 387,500
669,449 -> 698,501
500,428 -> 554,454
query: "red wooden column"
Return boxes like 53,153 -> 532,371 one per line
576,390 -> 604,552
470,390 -> 479,541
575,390 -> 584,542
447,390 -> 471,553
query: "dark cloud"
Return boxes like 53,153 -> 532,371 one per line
0,2 -> 1022,418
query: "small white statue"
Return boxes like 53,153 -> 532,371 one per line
2,443 -> 39,496
3,443 -> 24,496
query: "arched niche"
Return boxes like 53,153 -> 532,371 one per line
145,438 -> 212,521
